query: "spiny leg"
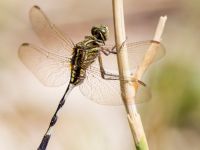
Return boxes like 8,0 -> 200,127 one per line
98,53 -> 119,80
98,47 -> 146,86
100,46 -> 117,56
98,43 -> 129,81
101,39 -> 127,55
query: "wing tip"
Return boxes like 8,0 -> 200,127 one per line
32,5 -> 40,10
18,43 -> 30,58
30,5 -> 41,15
21,43 -> 30,46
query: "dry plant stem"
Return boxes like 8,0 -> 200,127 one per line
112,0 -> 135,108
134,16 -> 167,80
130,16 -> 167,149
112,0 -> 148,149
112,0 -> 167,149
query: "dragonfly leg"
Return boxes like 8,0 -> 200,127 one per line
100,46 -> 117,56
98,53 -> 120,80
117,39 -> 127,52
98,52 -> 146,86
98,39 -> 128,81
101,39 -> 127,56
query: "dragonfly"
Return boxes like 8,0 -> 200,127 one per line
18,5 -> 165,150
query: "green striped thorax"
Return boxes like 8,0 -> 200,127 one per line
70,25 -> 109,86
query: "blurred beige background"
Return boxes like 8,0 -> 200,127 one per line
0,0 -> 200,150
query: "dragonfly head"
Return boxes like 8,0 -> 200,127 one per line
91,25 -> 109,43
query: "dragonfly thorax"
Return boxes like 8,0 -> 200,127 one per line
70,36 -> 101,85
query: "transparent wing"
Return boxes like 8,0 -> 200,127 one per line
18,43 -> 71,86
101,40 -> 165,73
127,40 -> 165,71
79,61 -> 151,105
79,61 -> 122,105
30,5 -> 74,57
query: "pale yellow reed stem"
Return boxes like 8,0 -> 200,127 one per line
112,0 -> 167,149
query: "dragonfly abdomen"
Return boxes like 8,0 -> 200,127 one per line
70,67 -> 86,85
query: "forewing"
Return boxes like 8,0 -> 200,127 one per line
101,40 -> 165,73
30,6 -> 74,57
18,43 -> 70,86
127,40 -> 165,71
